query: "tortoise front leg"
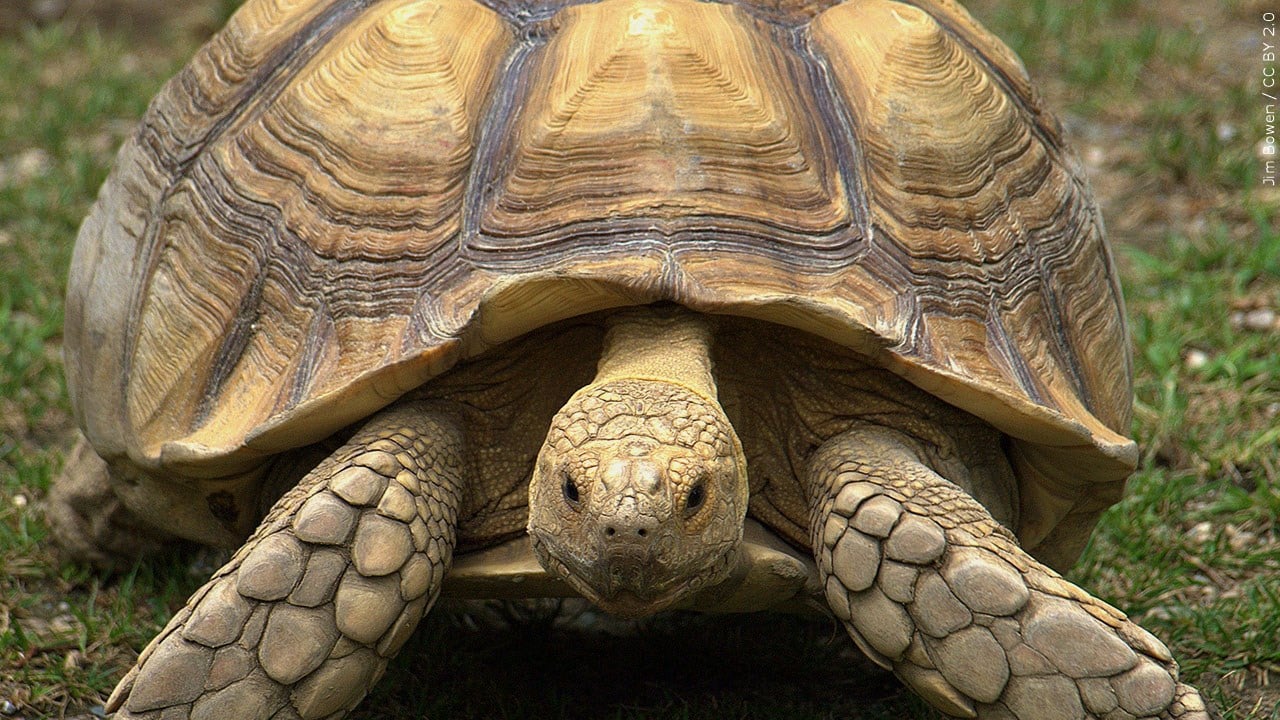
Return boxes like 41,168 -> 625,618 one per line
807,425 -> 1211,720
107,401 -> 465,720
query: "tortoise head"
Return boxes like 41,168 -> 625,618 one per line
528,378 -> 749,617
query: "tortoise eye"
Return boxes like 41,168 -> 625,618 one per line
685,481 -> 705,514
561,471 -> 581,508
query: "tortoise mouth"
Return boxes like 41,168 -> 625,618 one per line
529,532 -> 739,618
592,588 -> 682,619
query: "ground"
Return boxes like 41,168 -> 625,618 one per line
0,0 -> 1277,718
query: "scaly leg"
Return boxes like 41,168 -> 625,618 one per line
107,401 -> 465,720
808,425 -> 1211,720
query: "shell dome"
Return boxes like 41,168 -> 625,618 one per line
64,0 -> 1135,566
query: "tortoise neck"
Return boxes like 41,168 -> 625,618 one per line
593,307 -> 719,401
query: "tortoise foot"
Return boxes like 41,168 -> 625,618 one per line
807,426 -> 1212,720
47,434 -> 175,569
106,402 -> 464,720
1161,683 -> 1214,720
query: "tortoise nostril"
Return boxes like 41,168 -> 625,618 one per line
602,524 -> 652,542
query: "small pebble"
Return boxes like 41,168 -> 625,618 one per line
0,148 -> 51,187
1242,308 -> 1276,331
1229,308 -> 1275,331
0,699 -> 17,715
63,650 -> 84,670
1224,525 -> 1257,553
1185,521 -> 1214,544
11,494 -> 26,509
1183,349 -> 1208,370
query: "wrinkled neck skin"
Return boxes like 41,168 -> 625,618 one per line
527,308 -> 749,617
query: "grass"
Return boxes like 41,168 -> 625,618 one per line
1,0 -> 1277,718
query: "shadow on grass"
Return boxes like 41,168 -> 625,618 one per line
357,605 -> 926,720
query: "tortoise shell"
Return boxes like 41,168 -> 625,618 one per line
64,0 -> 1135,568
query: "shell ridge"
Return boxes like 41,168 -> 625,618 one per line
982,303 -> 1047,407
1028,198 -> 1113,427
285,297 -> 336,407
198,245 -> 271,425
792,22 -> 871,254
458,26 -> 546,260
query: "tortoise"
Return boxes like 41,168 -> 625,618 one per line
49,0 -> 1215,717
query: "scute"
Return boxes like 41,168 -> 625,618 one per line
65,0 -> 1135,564
472,0 -> 851,248
812,0 -> 1129,434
